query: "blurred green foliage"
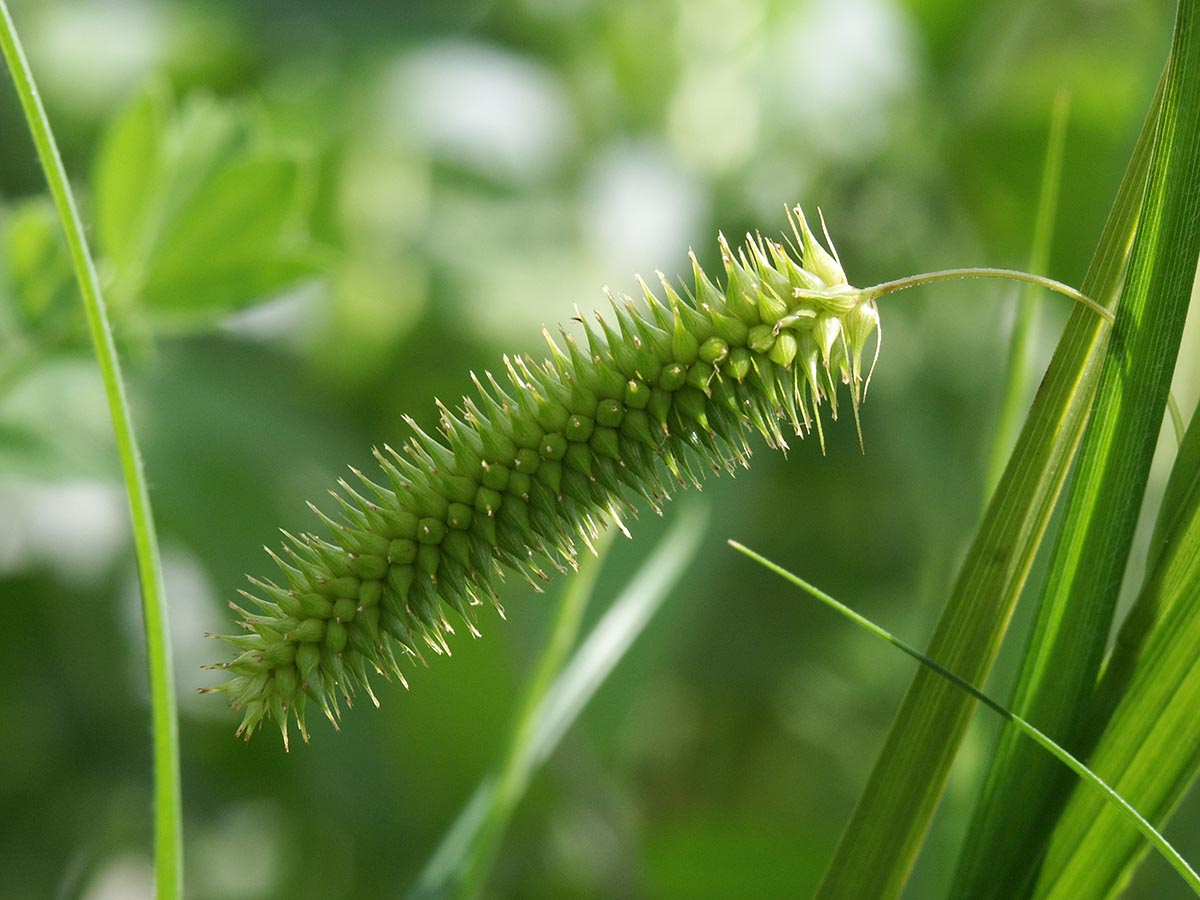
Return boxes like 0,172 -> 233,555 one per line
0,0 -> 1194,898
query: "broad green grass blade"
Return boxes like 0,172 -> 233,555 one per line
411,502 -> 708,900
726,541 -> 1200,897
986,89 -> 1071,494
1033,389 -> 1200,898
952,3 -> 1200,895
810,52 -> 1164,900
1091,366 -> 1200,737
0,5 -> 181,898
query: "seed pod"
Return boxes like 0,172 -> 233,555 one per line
202,207 -> 880,747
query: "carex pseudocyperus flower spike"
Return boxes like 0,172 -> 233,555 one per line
203,206 -> 881,747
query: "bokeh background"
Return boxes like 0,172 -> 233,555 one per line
1,0 -> 1197,897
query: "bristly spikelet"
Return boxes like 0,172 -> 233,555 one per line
203,206 -> 881,747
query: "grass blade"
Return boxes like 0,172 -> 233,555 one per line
1088,346 -> 1200,753
1033,396 -> 1200,898
411,502 -> 708,900
810,53 -> 1164,900
0,5 -> 181,897
951,3 -> 1200,894
726,541 -> 1200,897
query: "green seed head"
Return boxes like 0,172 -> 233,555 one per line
204,207 -> 881,747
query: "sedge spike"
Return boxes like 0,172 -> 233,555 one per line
205,205 -> 1102,746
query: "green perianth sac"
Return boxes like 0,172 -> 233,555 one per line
203,206 -> 881,746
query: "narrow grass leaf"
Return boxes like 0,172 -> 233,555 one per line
986,88 -> 1071,495
92,81 -> 167,271
727,541 -> 1200,898
811,55 -> 1164,900
454,528 -> 614,899
411,502 -> 707,900
952,4 -> 1200,895
413,534 -> 610,900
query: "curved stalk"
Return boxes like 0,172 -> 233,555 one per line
0,4 -> 181,897
863,267 -> 1115,324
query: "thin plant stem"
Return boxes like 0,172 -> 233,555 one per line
455,530 -> 615,899
863,267 -> 1114,324
727,541 -> 1200,897
0,5 -> 181,898
988,90 -> 1071,493
1167,391 -> 1186,447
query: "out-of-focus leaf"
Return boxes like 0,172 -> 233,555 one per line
0,199 -> 77,337
138,154 -> 317,318
144,246 -> 321,323
154,94 -> 252,221
986,90 -> 1070,495
312,255 -> 427,387
146,156 -> 298,279
92,82 -> 167,271
412,503 -> 708,900
89,89 -> 322,326
415,532 -> 611,900
0,422 -> 55,475
0,360 -> 116,480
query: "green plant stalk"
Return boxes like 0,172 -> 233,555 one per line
953,1 -> 1200,892
1167,391 -> 1187,446
0,4 -> 181,898
862,268 -> 1111,323
456,529 -> 614,899
812,60 -> 1164,900
987,89 -> 1071,493
726,541 -> 1200,897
